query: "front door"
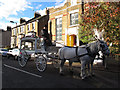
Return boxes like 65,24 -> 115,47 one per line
67,34 -> 76,47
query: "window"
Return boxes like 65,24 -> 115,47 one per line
21,26 -> 24,33
27,24 -> 30,31
37,40 -> 41,50
56,17 -> 62,41
21,41 -> 35,50
71,0 -> 77,6
32,22 -> 35,30
13,28 -> 16,35
70,13 -> 78,25
17,27 -> 19,34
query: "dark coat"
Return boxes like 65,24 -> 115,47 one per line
41,29 -> 52,46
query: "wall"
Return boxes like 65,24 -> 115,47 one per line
0,29 -> 11,48
11,15 -> 48,48
0,30 -> 3,48
48,1 -> 82,47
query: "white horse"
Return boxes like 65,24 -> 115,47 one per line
58,40 -> 110,80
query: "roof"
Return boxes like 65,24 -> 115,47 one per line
12,15 -> 47,29
21,37 -> 39,42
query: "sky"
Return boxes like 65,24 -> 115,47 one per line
1,0 -> 118,30
0,0 -> 67,30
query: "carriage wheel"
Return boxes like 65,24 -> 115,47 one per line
35,55 -> 47,72
18,50 -> 28,67
52,59 -> 60,69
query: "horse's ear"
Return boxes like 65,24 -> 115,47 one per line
94,35 -> 98,40
98,39 -> 100,41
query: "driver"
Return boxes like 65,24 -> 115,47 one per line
41,25 -> 52,50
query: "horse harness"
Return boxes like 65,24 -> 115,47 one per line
62,45 -> 98,60
75,46 -> 98,61
75,46 -> 89,61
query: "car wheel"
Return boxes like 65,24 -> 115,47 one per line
14,55 -> 18,60
7,55 -> 10,59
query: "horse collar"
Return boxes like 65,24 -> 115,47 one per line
86,47 -> 97,57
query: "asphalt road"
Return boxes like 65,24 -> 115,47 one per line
1,56 -> 120,88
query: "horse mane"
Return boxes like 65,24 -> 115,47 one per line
87,40 -> 99,57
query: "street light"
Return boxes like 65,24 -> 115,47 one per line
10,21 -> 17,26
10,21 -> 18,48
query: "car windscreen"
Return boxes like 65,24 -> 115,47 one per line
1,49 -> 8,51
13,49 -> 19,52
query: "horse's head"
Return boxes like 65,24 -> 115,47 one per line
98,40 -> 110,56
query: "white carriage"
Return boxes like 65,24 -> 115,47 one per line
18,34 -> 60,72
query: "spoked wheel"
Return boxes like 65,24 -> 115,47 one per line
52,59 -> 60,69
18,50 -> 29,67
35,55 -> 47,72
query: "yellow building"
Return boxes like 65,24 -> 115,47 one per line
11,11 -> 49,48
48,0 -> 83,47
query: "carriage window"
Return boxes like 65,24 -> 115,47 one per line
37,40 -> 41,49
56,17 -> 62,41
21,41 -> 35,50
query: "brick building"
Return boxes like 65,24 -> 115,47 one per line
11,10 -> 49,48
48,0 -> 84,47
0,27 -> 11,48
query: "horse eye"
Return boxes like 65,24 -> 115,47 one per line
100,44 -> 105,48
102,45 -> 105,48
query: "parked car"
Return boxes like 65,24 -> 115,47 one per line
7,48 -> 20,60
0,48 -> 9,57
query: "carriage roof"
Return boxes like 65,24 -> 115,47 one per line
20,36 -> 40,42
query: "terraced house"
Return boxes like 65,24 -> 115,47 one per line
48,0 -> 84,47
11,11 -> 49,48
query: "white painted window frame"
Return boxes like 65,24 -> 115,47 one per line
21,25 -> 24,33
32,22 -> 35,31
55,15 -> 63,41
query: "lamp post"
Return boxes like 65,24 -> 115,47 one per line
10,21 -> 17,48
10,21 -> 17,26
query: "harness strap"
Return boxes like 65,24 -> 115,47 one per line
76,46 -> 89,60
76,47 -> 80,61
78,53 -> 89,57
61,46 -> 90,60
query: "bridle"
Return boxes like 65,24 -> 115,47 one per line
100,42 -> 108,52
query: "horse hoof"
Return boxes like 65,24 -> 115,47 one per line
88,74 -> 92,77
81,76 -> 87,80
91,74 -> 95,77
82,77 -> 87,80
69,70 -> 74,74
104,67 -> 108,70
59,72 -> 64,76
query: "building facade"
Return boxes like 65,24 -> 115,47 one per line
0,27 -> 11,48
11,11 -> 49,48
48,0 -> 83,47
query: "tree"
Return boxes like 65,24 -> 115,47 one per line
79,2 -> 120,54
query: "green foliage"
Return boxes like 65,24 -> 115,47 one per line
79,2 -> 120,54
